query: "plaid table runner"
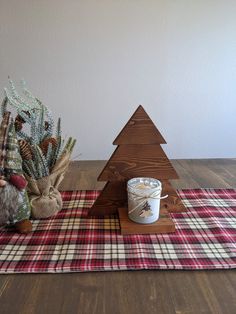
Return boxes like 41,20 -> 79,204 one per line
0,189 -> 235,273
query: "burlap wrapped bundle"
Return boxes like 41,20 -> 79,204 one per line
26,151 -> 71,219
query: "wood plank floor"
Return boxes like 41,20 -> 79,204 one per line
1,159 -> 236,314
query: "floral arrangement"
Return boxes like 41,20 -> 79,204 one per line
1,79 -> 76,218
2,79 -> 76,179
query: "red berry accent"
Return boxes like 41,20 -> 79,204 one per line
9,174 -> 27,190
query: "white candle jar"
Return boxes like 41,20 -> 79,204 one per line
127,177 -> 168,224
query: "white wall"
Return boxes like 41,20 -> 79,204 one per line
0,0 -> 235,159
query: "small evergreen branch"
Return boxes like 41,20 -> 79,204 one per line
46,142 -> 53,166
56,118 -> 61,138
43,129 -> 52,140
4,88 -> 23,110
50,136 -> 62,168
8,79 -> 30,109
23,160 -> 36,179
30,121 -> 38,144
17,130 -> 31,142
27,159 -> 38,179
45,109 -> 54,136
32,148 -> 44,178
21,81 -> 41,110
22,163 -> 31,178
34,145 -> 49,177
38,104 -> 46,142
16,109 -> 32,124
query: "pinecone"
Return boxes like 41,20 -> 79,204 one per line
15,114 -> 25,124
14,120 -> 23,132
15,111 -> 30,124
14,111 -> 31,132
18,140 -> 33,160
45,121 -> 49,130
40,137 -> 57,155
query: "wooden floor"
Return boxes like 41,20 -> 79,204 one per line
1,159 -> 236,314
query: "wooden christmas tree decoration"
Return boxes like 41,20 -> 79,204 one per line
89,105 -> 186,217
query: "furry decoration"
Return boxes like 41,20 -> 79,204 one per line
0,112 -> 32,233
0,182 -> 19,226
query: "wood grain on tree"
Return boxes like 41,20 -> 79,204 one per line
113,105 -> 166,145
161,180 -> 187,212
98,144 -> 179,181
89,181 -> 127,215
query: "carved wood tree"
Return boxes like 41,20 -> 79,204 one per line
89,105 -> 186,216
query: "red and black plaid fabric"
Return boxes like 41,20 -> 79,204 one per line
0,189 -> 235,273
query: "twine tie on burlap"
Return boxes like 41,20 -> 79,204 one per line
30,186 -> 55,201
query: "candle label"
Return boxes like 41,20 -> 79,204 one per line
139,201 -> 153,218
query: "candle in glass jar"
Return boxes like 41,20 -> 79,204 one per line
127,177 -> 167,224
